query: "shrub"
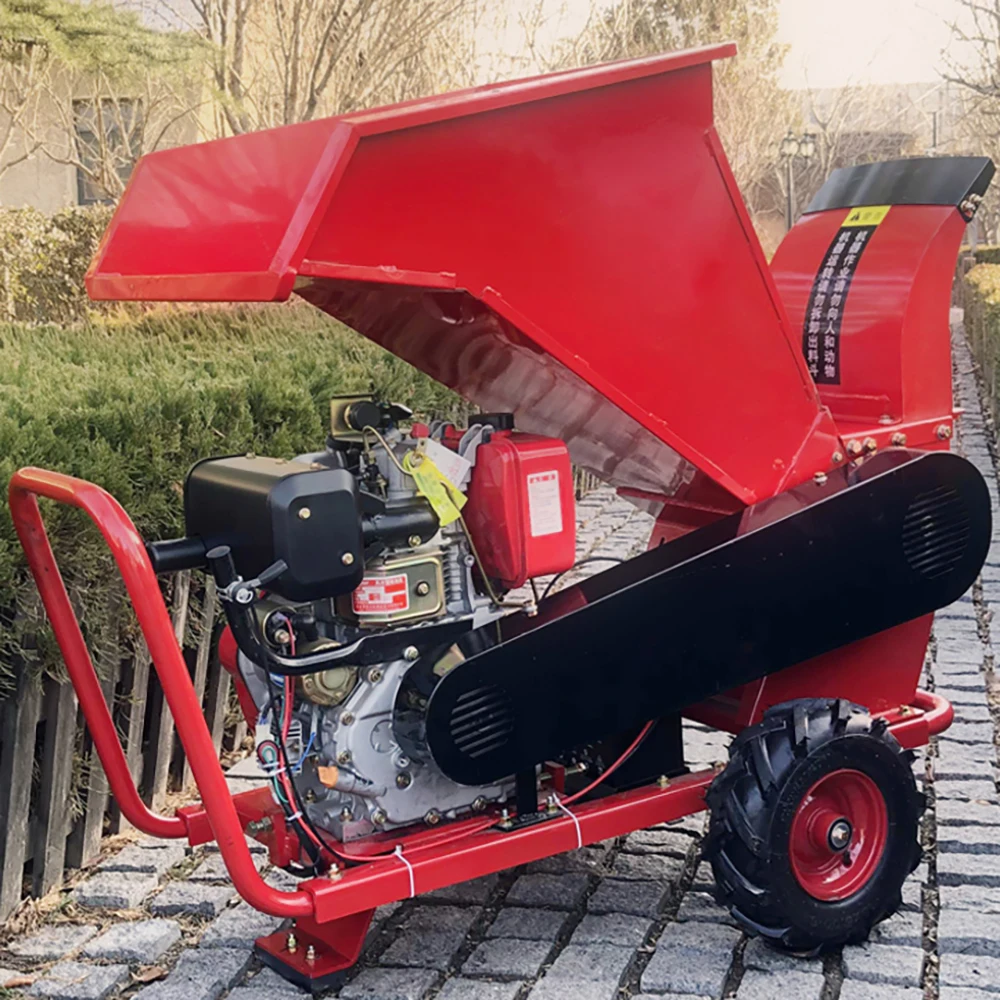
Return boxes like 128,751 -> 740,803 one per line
0,303 -> 462,692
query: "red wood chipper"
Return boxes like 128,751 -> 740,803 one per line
9,43 -> 996,989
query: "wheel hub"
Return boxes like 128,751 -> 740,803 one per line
789,768 -> 888,902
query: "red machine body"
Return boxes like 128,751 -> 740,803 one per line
464,431 -> 575,589
12,41 -> 994,990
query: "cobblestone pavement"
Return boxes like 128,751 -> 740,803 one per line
4,311 -> 1000,999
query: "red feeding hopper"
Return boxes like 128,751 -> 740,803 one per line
87,43 -> 841,508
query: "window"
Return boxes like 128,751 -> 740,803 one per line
73,98 -> 143,205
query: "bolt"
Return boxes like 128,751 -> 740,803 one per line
828,818 -> 853,851
368,668 -> 383,683
656,774 -> 671,789
415,581 -> 431,597
863,437 -> 878,453
878,414 -> 894,425
298,507 -> 311,520
424,809 -> 442,826
339,807 -> 354,822
341,551 -> 355,565
372,809 -> 388,825
937,424 -> 953,440
304,788 -> 316,803
464,555 -> 476,567
404,646 -> 419,661
396,756 -> 410,769
246,817 -> 273,835
846,439 -> 863,456
891,432 -> 908,447
306,945 -> 316,964
472,796 -> 487,811
832,451 -> 844,464
273,627 -> 291,645
396,772 -> 412,789
337,750 -> 352,765
813,472 -> 827,486
287,933 -> 298,954
340,712 -> 354,726
408,534 -> 423,547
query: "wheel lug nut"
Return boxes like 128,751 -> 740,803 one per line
828,818 -> 852,851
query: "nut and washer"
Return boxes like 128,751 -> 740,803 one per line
340,712 -> 354,726
415,581 -> 431,596
372,809 -> 388,825
831,451 -> 844,463
846,439 -> 863,456
863,437 -> 877,453
890,432 -> 907,447
813,472 -> 827,486
298,507 -> 311,520
936,424 -> 953,440
339,807 -> 354,822
336,750 -> 352,765
404,645 -> 419,661
341,551 -> 355,566
408,534 -> 423,547
368,668 -> 384,683
396,772 -> 412,789
424,809 -> 442,826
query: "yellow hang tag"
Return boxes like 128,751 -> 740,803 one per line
403,451 -> 467,526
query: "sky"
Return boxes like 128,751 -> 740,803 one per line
518,0 -> 970,90
777,0 -> 964,89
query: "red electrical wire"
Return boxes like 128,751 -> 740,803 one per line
559,721 -> 655,807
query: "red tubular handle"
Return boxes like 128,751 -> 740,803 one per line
8,467 -> 313,919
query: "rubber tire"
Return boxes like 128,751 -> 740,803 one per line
703,698 -> 924,952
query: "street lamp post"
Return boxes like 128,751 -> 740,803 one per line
781,129 -> 817,231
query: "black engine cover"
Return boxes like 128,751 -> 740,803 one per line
185,455 -> 364,601
395,450 -> 990,786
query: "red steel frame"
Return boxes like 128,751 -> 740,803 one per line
8,463 -> 953,980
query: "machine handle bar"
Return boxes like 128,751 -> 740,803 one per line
7,467 -> 313,919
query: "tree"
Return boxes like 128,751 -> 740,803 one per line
153,0 -> 476,136
0,0 -> 202,201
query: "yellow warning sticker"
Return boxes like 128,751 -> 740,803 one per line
842,205 -> 891,228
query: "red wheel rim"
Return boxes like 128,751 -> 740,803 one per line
789,768 -> 888,901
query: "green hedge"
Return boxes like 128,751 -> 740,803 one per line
973,246 -> 1000,266
964,263 -> 1000,422
0,304 -> 462,692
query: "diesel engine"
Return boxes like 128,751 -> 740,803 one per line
149,396 -> 576,846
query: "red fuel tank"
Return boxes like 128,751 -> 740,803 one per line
465,432 -> 576,591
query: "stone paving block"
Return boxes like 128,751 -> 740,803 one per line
939,952 -> 1000,993
622,827 -> 695,856
403,905 -> 479,935
462,937 -> 552,978
380,928 -> 469,970
98,842 -> 187,876
205,835 -> 267,856
942,723 -> 997,745
588,877 -> 671,917
339,966 -> 440,1000
939,852 -> 1000,887
162,945 -> 251,994
941,883 -> 1000,913
149,881 -> 237,917
675,890 -> 738,926
27,959 -> 129,999
937,799 -> 1000,826
486,907 -> 570,941
940,908 -> 1000,957
241,967 -> 309,994
737,969 -> 824,999
505,872 -> 589,910
187,852 -> 264,883
741,936 -> 822,974
939,989 -> 1000,1000
73,871 -> 158,909
935,778 -> 999,802
939,824 -> 1000,855
953,703 -> 994,723
868,908 -> 923,948
82,918 -> 182,962
936,686 -> 990,704
842,942 -> 924,987
422,874 -> 498,904
199,900 -> 284,948
839,983 -> 924,999
528,980 -> 619,1000
542,942 -> 634,985
688,862 -> 718,894
571,912 -> 651,948
641,921 -> 740,997
524,846 -> 609,875
609,852 -> 685,882
8,923 -> 100,959
936,743 -> 998,780
436,980 -> 522,1000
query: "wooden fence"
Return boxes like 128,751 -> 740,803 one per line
0,576 -> 239,924
0,467 -> 606,925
